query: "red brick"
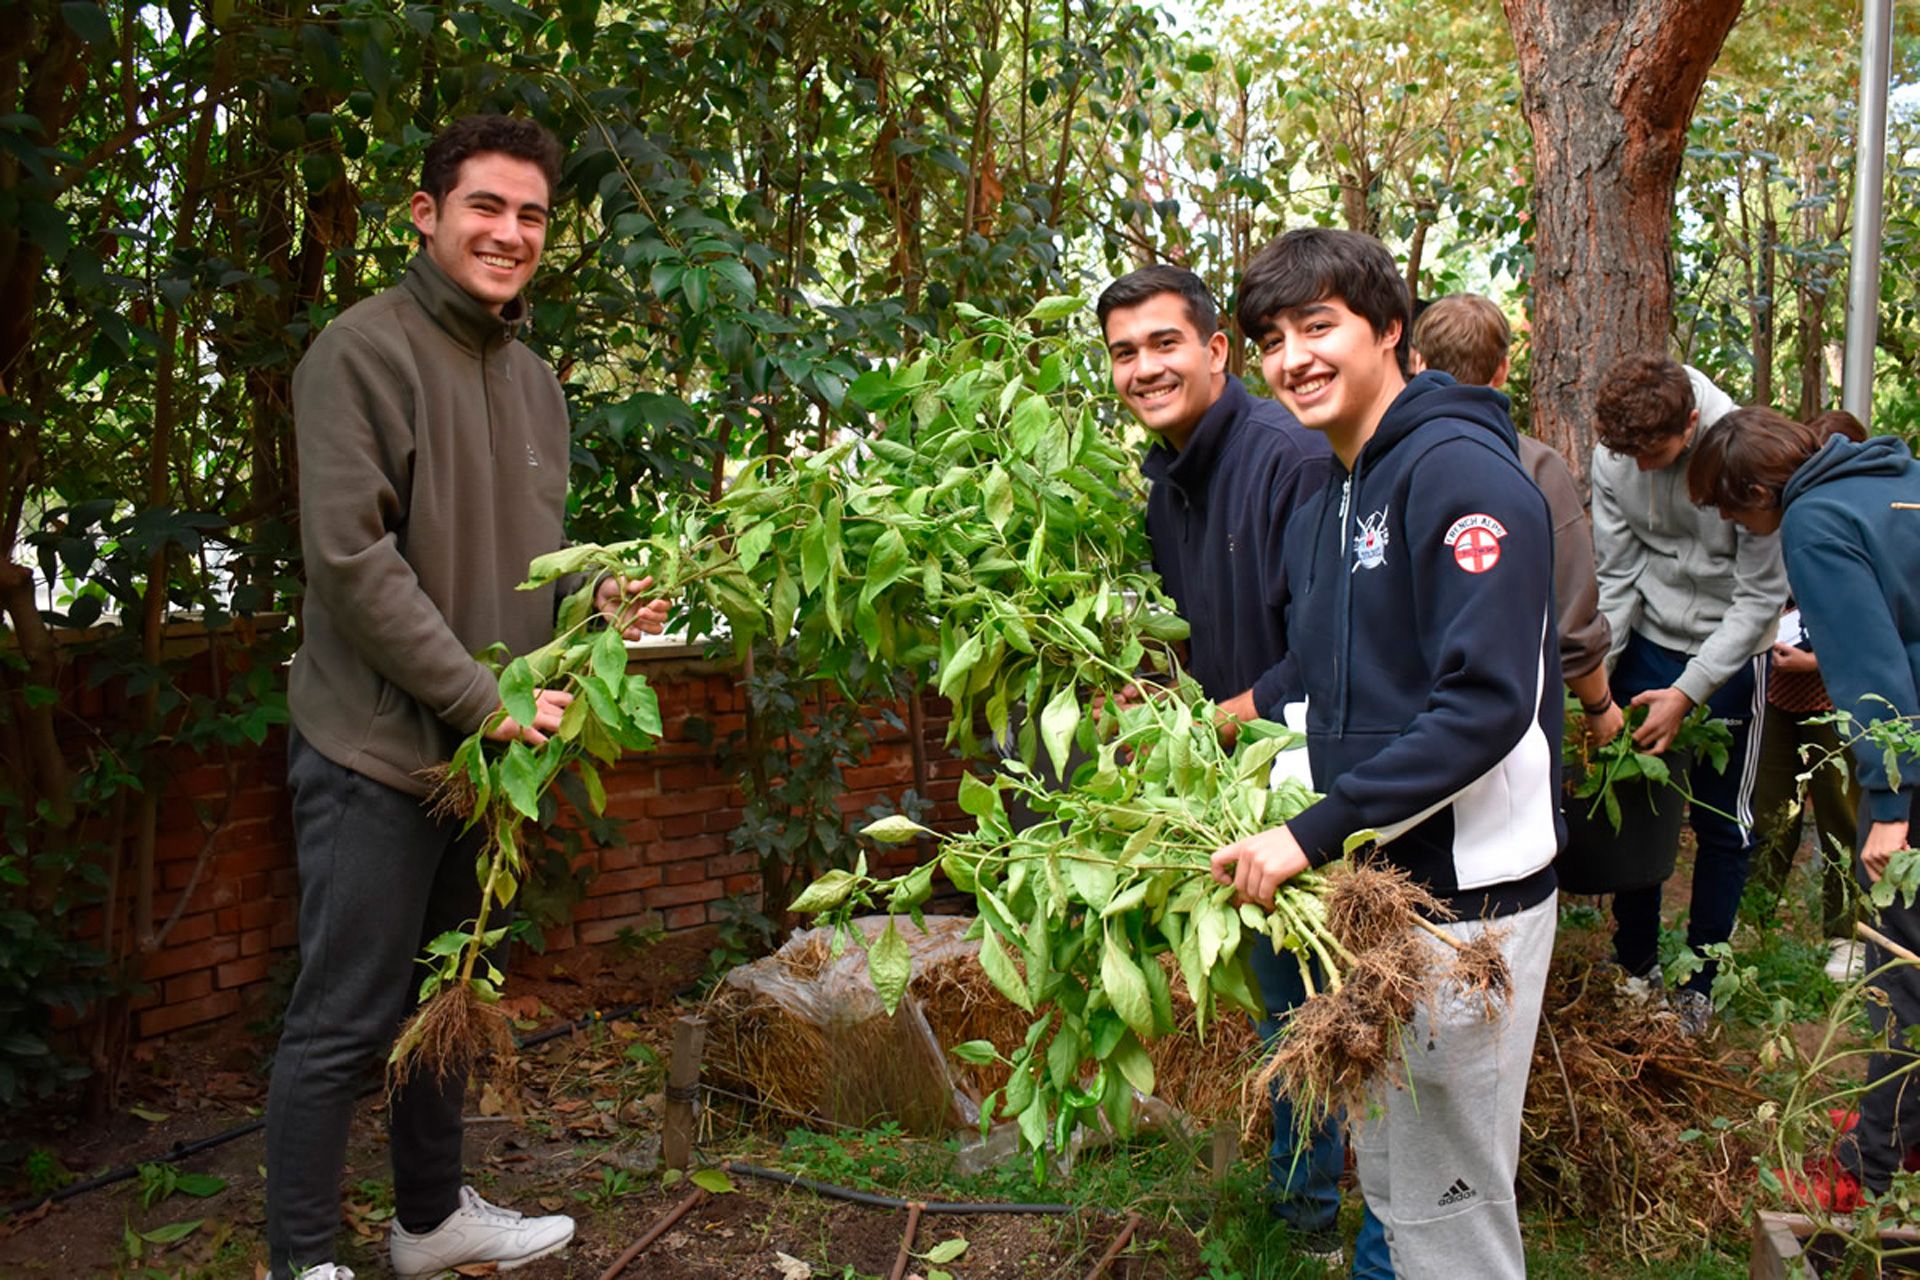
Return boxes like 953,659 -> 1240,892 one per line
647,834 -> 724,863
161,912 -> 215,946
593,891 -> 646,918
705,853 -> 756,878
591,867 -> 662,895
657,763 -> 720,790
723,873 -> 762,895
709,898 -> 755,922
240,898 -> 277,930
214,842 -> 288,878
240,927 -> 272,958
662,905 -> 707,931
702,807 -> 743,834
658,813 -> 709,840
665,861 -> 711,887
596,844 -> 641,872
270,868 -> 299,897
215,906 -> 241,932
145,936 -> 240,980
647,880 -> 722,908
139,990 -> 240,1038
645,788 -> 730,818
165,971 -> 212,1003
216,955 -> 273,990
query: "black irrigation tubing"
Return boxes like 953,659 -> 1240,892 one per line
719,1159 -> 1090,1216
1,996 -> 666,1222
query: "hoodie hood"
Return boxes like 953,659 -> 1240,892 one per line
1356,371 -> 1519,473
1784,434 -> 1914,507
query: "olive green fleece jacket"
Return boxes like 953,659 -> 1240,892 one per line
288,252 -> 569,797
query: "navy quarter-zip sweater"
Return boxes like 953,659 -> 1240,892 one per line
1141,375 -> 1332,712
1272,373 -> 1563,918
1780,435 -> 1920,823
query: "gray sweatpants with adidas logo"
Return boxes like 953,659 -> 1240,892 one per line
1350,893 -> 1556,1280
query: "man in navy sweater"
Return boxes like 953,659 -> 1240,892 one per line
1096,266 -> 1376,1265
1213,229 -> 1560,1280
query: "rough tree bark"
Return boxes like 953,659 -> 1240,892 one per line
1502,0 -> 1743,489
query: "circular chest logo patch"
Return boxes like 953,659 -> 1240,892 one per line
1443,513 -> 1508,574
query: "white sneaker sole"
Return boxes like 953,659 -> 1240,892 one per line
393,1233 -> 572,1280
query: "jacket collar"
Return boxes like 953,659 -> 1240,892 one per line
399,251 -> 527,356
1141,374 -> 1248,504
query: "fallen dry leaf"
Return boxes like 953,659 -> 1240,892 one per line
773,1251 -> 814,1280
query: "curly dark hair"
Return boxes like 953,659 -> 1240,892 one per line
1594,353 -> 1695,456
420,115 -> 565,205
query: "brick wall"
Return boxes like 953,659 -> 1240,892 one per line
69,640 -> 969,1042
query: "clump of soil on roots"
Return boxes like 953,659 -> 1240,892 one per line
388,983 -> 516,1093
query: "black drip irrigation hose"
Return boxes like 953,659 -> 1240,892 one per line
720,1159 -> 1088,1215
1,997 -> 662,1222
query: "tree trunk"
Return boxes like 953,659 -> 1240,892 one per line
1502,0 -> 1743,490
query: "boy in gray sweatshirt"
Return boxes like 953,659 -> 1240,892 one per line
1590,354 -> 1787,1032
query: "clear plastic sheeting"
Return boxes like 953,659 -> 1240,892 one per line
709,914 -> 983,1133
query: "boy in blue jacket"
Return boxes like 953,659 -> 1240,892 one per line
1212,228 -> 1561,1280
1098,267 -> 1377,1266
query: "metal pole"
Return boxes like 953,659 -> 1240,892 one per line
1842,0 -> 1894,425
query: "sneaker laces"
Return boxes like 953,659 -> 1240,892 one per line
459,1185 -> 525,1225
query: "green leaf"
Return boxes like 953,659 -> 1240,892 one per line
1039,682 -> 1081,780
978,925 -> 1034,1012
498,741 -> 544,819
860,814 -> 934,843
801,519 -> 830,594
60,2 -> 114,45
789,870 -> 858,914
982,464 -> 1014,532
868,918 -> 912,1014
1100,925 -> 1154,1039
938,632 -> 984,698
1067,855 -> 1116,911
1108,1030 -> 1155,1095
1027,294 -> 1085,322
923,1237 -> 970,1264
957,771 -> 1001,818
139,1219 -> 203,1245
498,658 -> 538,732
521,544 -> 600,586
949,1040 -> 999,1066
690,1168 -> 735,1194
172,1173 -> 226,1198
591,625 -> 628,687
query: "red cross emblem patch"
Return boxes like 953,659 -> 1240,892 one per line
1443,513 -> 1507,574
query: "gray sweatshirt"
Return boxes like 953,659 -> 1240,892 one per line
1591,367 -> 1788,706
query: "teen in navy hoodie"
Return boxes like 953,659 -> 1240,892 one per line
1691,412 -> 1920,1198
1215,228 -> 1559,1280
1098,267 -> 1372,1265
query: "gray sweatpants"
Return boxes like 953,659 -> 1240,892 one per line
265,731 -> 495,1278
1351,893 -> 1556,1280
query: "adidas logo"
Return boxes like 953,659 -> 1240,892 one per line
1437,1178 -> 1477,1207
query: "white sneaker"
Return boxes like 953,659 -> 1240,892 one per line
389,1186 -> 575,1279
293,1267 -> 355,1280
1826,938 -> 1866,983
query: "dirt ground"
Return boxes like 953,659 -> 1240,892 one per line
0,929 -> 1207,1279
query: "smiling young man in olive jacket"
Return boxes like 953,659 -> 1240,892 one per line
266,116 -> 663,1280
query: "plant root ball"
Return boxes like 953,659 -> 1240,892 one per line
389,983 -> 513,1094
1322,862 -> 1446,954
1447,929 -> 1513,1019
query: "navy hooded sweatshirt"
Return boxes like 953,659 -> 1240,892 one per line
1780,434 -> 1920,824
1271,372 -> 1563,918
1141,374 -> 1332,712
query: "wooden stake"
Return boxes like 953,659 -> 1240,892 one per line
1857,921 -> 1920,966
1209,1121 -> 1237,1186
662,1016 -> 707,1170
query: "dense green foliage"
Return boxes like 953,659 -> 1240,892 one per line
5,0 -> 1920,1111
